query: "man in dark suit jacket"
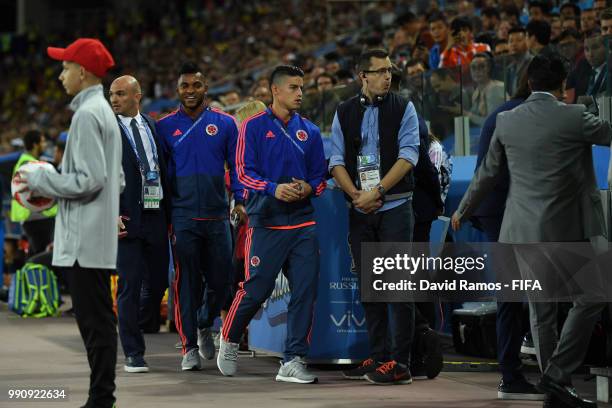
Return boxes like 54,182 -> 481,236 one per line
566,32 -> 608,103
109,75 -> 171,373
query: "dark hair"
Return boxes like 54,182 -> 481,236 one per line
405,59 -> 425,69
508,26 -> 527,36
501,5 -> 521,22
585,28 -> 603,40
512,69 -> 531,99
179,61 -> 202,76
494,38 -> 508,48
475,32 -> 496,48
529,1 -> 551,15
315,72 -> 337,86
396,11 -> 417,26
357,49 -> 389,72
526,20 -> 551,45
527,53 -> 567,91
55,139 -> 66,153
474,51 -> 494,61
24,129 -> 43,151
558,28 -> 581,41
482,7 -> 501,19
601,7 -> 612,21
430,68 -> 453,80
324,51 -> 340,61
450,16 -> 473,34
335,69 -> 354,81
428,11 -> 447,25
472,52 -> 494,74
560,3 -> 581,16
269,65 -> 304,87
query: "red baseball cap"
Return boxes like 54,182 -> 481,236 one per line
47,38 -> 115,78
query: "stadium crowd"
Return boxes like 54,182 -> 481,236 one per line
3,0 -> 610,156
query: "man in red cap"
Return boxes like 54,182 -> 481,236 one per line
20,38 -> 123,408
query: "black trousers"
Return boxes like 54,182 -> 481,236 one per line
478,216 -> 527,383
413,220 -> 436,329
349,201 -> 415,365
66,262 -> 117,408
117,210 -> 169,357
22,217 -> 55,256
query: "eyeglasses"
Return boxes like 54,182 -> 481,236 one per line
363,67 -> 393,76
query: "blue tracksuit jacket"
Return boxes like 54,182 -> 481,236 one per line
236,108 -> 327,228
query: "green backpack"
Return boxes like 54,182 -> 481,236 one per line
8,263 -> 60,318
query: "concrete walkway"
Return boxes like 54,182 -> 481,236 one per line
1,305 -> 607,408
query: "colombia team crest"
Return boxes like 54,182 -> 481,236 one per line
250,256 -> 261,267
205,124 -> 218,136
296,129 -> 308,141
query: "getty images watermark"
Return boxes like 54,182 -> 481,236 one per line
360,242 -> 612,302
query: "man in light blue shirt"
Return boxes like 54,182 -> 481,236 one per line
329,98 -> 419,212
330,49 -> 419,385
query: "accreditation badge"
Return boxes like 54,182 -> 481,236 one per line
357,154 -> 380,192
143,171 -> 161,210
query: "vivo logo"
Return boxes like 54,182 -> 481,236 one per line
330,311 -> 366,327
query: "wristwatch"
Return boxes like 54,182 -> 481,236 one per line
376,183 -> 386,202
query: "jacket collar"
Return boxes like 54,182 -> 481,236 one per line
266,107 -> 298,126
70,84 -> 103,111
525,92 -> 558,103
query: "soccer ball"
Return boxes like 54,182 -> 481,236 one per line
11,161 -> 56,213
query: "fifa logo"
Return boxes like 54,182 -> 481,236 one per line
330,311 -> 366,327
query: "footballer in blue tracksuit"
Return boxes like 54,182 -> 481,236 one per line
218,66 -> 327,383
156,62 -> 245,371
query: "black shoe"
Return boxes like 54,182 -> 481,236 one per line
0,287 -> 8,302
543,394 -> 573,408
521,332 -> 536,355
124,355 -> 149,373
497,377 -> 545,400
410,361 -> 428,380
63,307 -> 76,317
411,327 -> 443,380
537,375 -> 597,408
342,358 -> 380,379
422,328 -> 443,379
364,361 -> 412,385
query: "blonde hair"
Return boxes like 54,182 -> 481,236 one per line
234,100 -> 267,125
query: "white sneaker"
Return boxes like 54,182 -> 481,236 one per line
181,348 -> 202,371
124,356 -> 149,373
275,357 -> 318,384
217,338 -> 239,376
